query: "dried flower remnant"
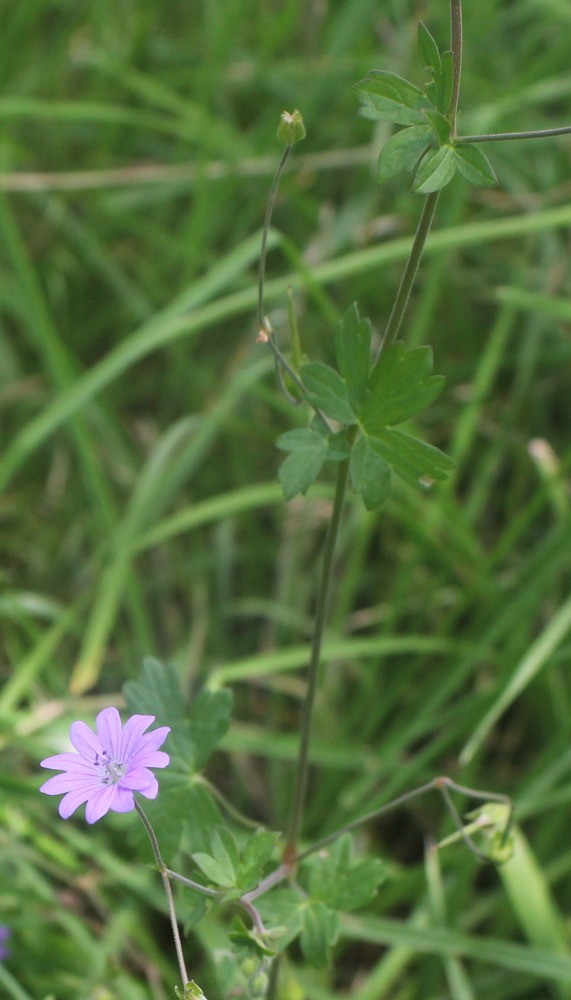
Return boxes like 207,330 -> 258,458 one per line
40,707 -> 170,824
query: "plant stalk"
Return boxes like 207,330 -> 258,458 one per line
448,0 -> 463,138
284,453 -> 352,856
459,125 -> 571,143
380,190 -> 440,352
135,801 -> 189,988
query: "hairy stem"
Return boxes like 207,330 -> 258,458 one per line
135,801 -> 189,988
448,0 -> 463,138
459,125 -> 571,143
284,453 -> 352,856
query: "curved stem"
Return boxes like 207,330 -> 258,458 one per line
458,125 -> 571,143
135,801 -> 189,988
284,452 -> 352,856
380,191 -> 440,352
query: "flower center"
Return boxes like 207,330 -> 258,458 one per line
95,751 -> 126,785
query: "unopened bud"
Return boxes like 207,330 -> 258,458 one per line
277,109 -> 306,145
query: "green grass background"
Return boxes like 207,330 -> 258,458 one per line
1,0 -> 571,997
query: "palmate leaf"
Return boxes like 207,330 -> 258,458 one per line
354,70 -> 435,126
417,21 -> 441,78
360,342 -> 445,432
307,834 -> 386,912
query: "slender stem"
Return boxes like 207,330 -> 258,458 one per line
241,863 -> 291,904
258,145 -> 292,335
380,191 -> 440,352
284,453 -> 352,855
135,801 -> 189,988
448,0 -> 463,138
294,776 -> 513,864
295,780 -> 437,862
458,125 -> 571,143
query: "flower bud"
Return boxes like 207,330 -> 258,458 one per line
277,109 -> 306,145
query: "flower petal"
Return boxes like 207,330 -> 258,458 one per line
130,748 -> 170,771
96,707 -> 123,760
128,727 -> 171,763
85,784 -> 116,824
70,720 -> 104,761
119,766 -> 156,791
109,786 -> 135,813
58,786 -> 93,819
40,772 -> 100,796
136,773 -> 159,800
119,714 -> 156,762
40,753 -> 97,774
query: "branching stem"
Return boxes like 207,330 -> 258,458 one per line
458,125 -> 571,143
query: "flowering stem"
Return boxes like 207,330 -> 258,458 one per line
284,450 -> 352,857
135,801 -> 189,988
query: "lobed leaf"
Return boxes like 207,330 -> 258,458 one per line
423,108 -> 452,146
367,427 -> 454,488
350,435 -> 391,511
301,362 -> 356,424
376,124 -> 433,184
277,429 -> 327,500
334,303 -> 371,409
300,901 -> 340,968
360,342 -> 445,431
190,687 -> 233,771
307,835 -> 386,912
355,70 -> 434,126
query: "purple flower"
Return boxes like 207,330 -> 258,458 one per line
0,926 -> 11,961
40,707 -> 170,824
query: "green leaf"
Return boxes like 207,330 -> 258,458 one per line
454,143 -> 498,187
418,21 -> 441,76
422,108 -> 452,146
192,851 -> 236,888
190,688 -> 233,771
123,657 -> 193,768
301,362 -> 356,424
276,428 -> 327,500
355,71 -> 434,126
184,782 -> 223,853
307,835 -> 386,912
334,303 -> 371,408
360,342 -> 445,430
350,435 -> 391,511
240,830 -> 281,884
324,429 -> 352,462
377,125 -> 433,184
413,145 -> 456,193
300,901 -> 340,968
368,428 -> 454,488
